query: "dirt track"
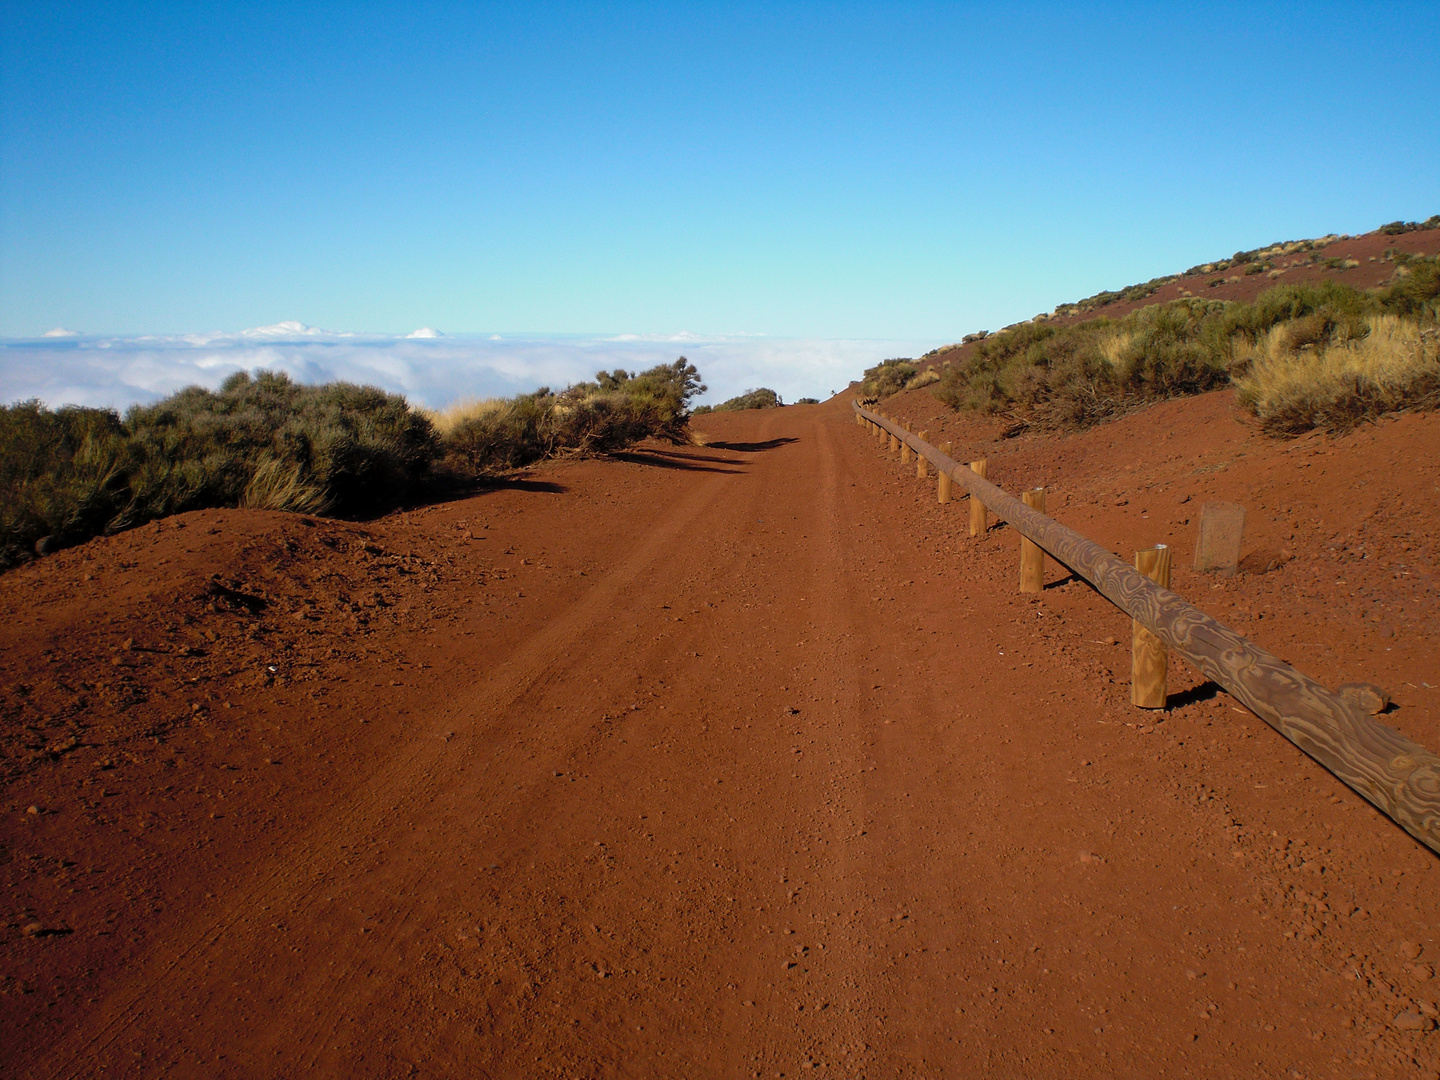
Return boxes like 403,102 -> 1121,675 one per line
3,393 -> 1439,1078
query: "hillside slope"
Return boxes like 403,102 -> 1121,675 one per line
925,221 -> 1440,368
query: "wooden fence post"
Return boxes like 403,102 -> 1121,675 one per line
852,400 -> 1440,855
1132,545 -> 1172,708
916,432 -> 928,477
968,459 -> 988,537
937,442 -> 953,503
1019,487 -> 1046,592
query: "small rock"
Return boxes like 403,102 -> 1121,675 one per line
26,805 -> 39,815
34,535 -> 57,555
22,922 -> 44,936
1410,964 -> 1433,981
1338,682 -> 1390,715
1392,1010 -> 1433,1031
1078,851 -> 1103,864
1402,941 -> 1425,961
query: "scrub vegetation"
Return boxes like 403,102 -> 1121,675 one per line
1,359 -> 706,569
692,387 -> 783,413
929,257 -> 1440,434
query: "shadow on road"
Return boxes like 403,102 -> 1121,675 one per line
477,477 -> 568,494
631,447 -> 747,467
705,437 -> 799,452
611,451 -> 744,474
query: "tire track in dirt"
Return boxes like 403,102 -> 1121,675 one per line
40,464 -> 737,1079
11,397 -> 1438,1079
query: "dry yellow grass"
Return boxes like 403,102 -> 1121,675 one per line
422,398 -> 510,438
1098,329 -> 1132,367
904,368 -> 941,391
239,457 -> 331,514
1234,315 -> 1440,433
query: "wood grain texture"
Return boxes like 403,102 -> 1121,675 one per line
1132,545 -> 1172,708
968,459 -> 988,537
855,403 -> 1440,855
1020,488 -> 1046,594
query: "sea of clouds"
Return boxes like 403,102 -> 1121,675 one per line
0,323 -> 944,412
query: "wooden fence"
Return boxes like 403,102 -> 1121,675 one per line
854,403 -> 1440,856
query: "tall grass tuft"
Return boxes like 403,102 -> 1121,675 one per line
1234,316 -> 1440,434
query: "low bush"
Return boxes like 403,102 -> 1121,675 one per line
1234,315 -> 1438,434
125,371 -> 437,517
931,264 -> 1440,432
1,402 -> 134,568
2,371 -> 438,568
793,397 -> 821,405
860,359 -> 916,400
441,358 -> 705,472
1378,215 -> 1440,236
695,387 -> 782,413
2,358 -> 708,569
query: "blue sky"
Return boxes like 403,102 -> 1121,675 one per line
1,2 -> 1438,402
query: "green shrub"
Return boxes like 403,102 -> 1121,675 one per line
860,359 -> 916,400
1379,215 -> 1440,236
1,371 -> 440,568
708,387 -> 783,411
793,397 -> 821,405
931,269 -> 1440,431
124,371 -> 438,518
0,401 -> 134,566
443,358 -> 706,473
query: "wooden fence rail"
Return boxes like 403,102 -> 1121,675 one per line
854,403 -> 1440,856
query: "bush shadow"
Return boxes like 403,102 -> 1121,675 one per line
610,451 -> 744,474
704,437 -> 799,452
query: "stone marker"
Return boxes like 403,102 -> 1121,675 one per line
1193,501 -> 1246,575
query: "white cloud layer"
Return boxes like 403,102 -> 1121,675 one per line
0,325 -> 942,411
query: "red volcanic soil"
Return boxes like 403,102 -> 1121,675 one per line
2,393 -> 1439,1077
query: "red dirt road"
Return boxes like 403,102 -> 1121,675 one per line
3,394 -> 1438,1078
